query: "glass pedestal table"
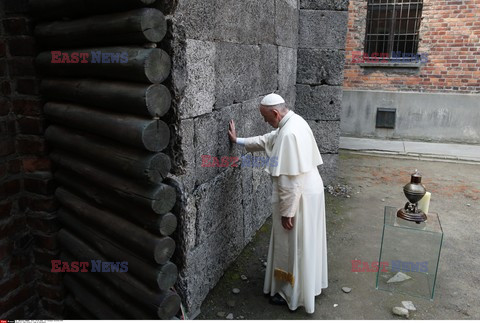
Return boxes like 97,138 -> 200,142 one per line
376,206 -> 443,300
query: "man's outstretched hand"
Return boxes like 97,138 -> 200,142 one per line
228,120 -> 237,143
282,216 -> 294,230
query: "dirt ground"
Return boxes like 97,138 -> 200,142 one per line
196,151 -> 480,320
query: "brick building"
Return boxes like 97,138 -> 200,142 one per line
342,0 -> 480,144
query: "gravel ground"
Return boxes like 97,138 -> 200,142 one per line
197,151 -> 480,320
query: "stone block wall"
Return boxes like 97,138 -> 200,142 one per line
296,0 -> 349,185
157,0 -> 300,314
0,0 -> 62,319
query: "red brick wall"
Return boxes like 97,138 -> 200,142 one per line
344,0 -> 480,93
1,0 -> 62,319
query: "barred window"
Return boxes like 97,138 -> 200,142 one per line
364,0 -> 423,60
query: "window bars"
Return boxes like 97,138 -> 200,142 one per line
364,0 -> 423,60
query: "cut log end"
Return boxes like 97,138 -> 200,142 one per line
154,236 -> 175,265
142,8 -> 167,42
157,261 -> 178,291
159,212 -> 177,236
146,84 -> 171,117
143,119 -> 170,152
145,49 -> 171,83
152,184 -> 176,214
149,153 -> 171,183
157,292 -> 181,319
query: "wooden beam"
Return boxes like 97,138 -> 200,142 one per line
41,78 -> 171,118
59,229 -> 181,319
35,8 -> 167,47
50,150 -> 176,214
64,295 -> 96,320
56,187 -> 175,265
54,169 -> 177,235
64,274 -> 123,319
29,0 -> 156,20
59,208 -> 178,291
45,125 -> 171,184
44,102 -> 170,152
36,47 -> 171,84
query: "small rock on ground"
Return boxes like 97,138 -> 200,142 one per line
226,313 -> 234,320
342,287 -> 352,293
232,288 -> 240,294
387,272 -> 412,283
217,311 -> 225,318
402,301 -> 416,311
392,306 -> 409,318
241,275 -> 247,281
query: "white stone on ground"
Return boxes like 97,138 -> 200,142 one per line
392,306 -> 409,318
387,272 -> 412,283
226,313 -> 234,320
342,287 -> 352,293
232,288 -> 240,294
402,301 -> 416,311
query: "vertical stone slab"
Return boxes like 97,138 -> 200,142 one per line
296,84 -> 342,120
178,40 -> 216,119
278,46 -> 297,108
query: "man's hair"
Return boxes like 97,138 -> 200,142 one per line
263,103 -> 288,113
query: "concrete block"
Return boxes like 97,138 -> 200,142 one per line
174,0 -> 217,41
260,44 -> 278,94
248,165 -> 272,241
297,48 -> 345,85
299,10 -> 348,49
296,84 -> 342,120
214,0 -> 275,44
241,97 -> 271,138
194,113 -> 220,186
317,153 -> 338,185
175,118 -> 196,193
193,166 -> 244,250
178,39 -> 216,119
278,46 -> 297,99
275,0 -> 299,48
300,0 -> 349,11
215,42 -> 260,108
215,102 -> 246,159
307,120 -> 340,153
258,0 -> 276,44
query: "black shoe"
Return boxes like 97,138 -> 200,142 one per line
269,293 -> 287,306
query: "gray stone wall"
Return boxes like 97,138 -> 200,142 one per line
295,0 -> 349,185
156,0 -> 348,315
161,0 -> 299,314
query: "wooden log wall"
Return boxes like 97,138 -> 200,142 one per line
29,0 -> 180,319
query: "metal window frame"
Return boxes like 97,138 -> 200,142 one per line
364,0 -> 423,62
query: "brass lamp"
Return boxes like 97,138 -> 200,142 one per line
397,170 -> 427,223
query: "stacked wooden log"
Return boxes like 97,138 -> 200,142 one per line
30,0 -> 180,319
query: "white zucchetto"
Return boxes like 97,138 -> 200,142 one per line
261,93 -> 285,106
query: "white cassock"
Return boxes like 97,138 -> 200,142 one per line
241,110 -> 328,313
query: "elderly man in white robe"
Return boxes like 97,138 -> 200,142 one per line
228,93 -> 328,314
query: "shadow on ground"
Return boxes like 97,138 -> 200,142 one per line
197,151 -> 480,320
